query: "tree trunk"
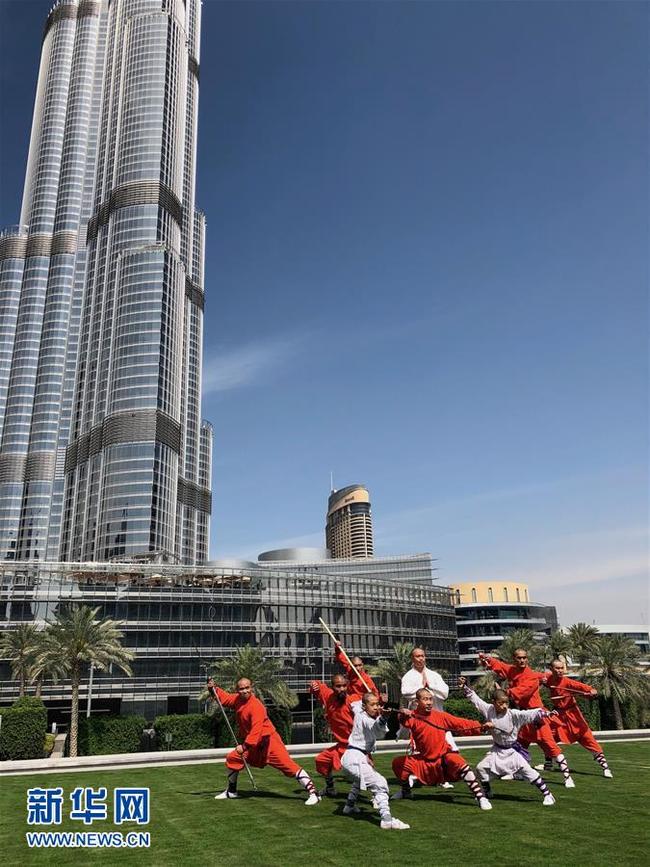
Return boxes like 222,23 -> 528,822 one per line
612,694 -> 624,730
19,672 -> 25,697
70,670 -> 79,758
35,677 -> 42,698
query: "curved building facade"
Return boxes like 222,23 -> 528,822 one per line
0,561 -> 458,719
326,484 -> 373,559
258,547 -> 332,562
449,582 -> 558,677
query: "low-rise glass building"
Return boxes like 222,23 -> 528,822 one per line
0,561 -> 459,722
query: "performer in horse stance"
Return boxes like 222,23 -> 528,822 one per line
309,674 -> 356,795
542,658 -> 612,778
340,692 -> 410,830
209,676 -> 320,805
479,650 -> 575,787
392,687 -> 493,811
459,677 -> 556,805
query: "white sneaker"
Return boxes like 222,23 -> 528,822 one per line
564,777 -> 575,788
304,793 -> 321,806
440,782 -> 454,789
543,794 -> 556,806
214,790 -> 238,800
534,763 -> 546,771
343,803 -> 360,815
380,818 -> 410,830
603,769 -> 613,779
478,798 -> 493,811
407,774 -> 418,788
500,774 -> 514,781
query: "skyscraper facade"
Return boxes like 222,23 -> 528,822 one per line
325,484 -> 374,559
0,0 -> 211,564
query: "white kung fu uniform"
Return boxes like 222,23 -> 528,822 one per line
400,666 -> 457,750
464,687 -> 545,782
341,702 -> 391,819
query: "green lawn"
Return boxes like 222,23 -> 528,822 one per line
1,743 -> 648,866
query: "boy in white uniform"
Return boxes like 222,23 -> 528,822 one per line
340,693 -> 410,830
459,677 -> 556,806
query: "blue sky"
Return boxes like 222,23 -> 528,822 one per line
1,1 -> 647,625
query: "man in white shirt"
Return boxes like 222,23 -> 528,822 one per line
401,648 -> 450,710
399,647 -> 456,789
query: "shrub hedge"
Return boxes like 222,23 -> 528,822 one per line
153,713 -> 216,750
268,706 -> 292,744
78,715 -> 146,756
0,698 -> 47,760
444,696 -> 483,722
214,708 -> 237,748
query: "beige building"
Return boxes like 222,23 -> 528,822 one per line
449,581 -> 558,676
449,581 -> 530,605
326,484 -> 374,559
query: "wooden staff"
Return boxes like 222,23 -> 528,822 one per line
549,687 -> 596,700
318,617 -> 375,694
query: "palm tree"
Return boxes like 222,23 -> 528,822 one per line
585,635 -> 650,730
372,641 -> 414,702
547,629 -> 572,661
471,670 -> 499,700
29,631 -> 66,698
45,605 -> 134,757
0,623 -> 41,696
207,645 -> 298,709
495,628 -> 536,662
567,623 -> 600,671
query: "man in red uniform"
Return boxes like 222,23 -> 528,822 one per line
542,658 -> 612,777
209,677 -> 320,804
391,687 -> 492,810
309,674 -> 355,796
479,649 -> 575,787
334,642 -> 379,699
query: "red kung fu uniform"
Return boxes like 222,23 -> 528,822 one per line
483,657 -> 562,759
213,686 -> 301,777
392,709 -> 482,785
543,673 -> 602,753
334,645 -> 379,700
309,681 -> 355,777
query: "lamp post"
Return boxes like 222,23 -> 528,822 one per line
86,662 -> 94,718
304,659 -> 316,743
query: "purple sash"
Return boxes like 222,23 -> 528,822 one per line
495,741 -> 531,762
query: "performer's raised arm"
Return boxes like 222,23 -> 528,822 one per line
459,676 -> 492,719
207,679 -> 239,708
309,679 -> 333,707
479,652 -> 510,678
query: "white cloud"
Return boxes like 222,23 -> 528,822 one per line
202,335 -> 304,395
523,553 -> 649,591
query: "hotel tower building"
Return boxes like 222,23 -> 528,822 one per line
0,0 -> 212,564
